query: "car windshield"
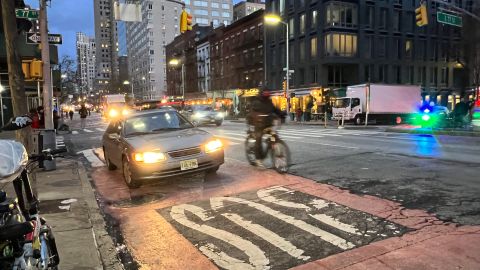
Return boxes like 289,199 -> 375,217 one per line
124,111 -> 193,136
334,98 -> 351,108
192,105 -> 213,111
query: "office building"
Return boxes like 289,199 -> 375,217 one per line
186,0 -> 234,28
233,0 -> 265,21
76,32 -> 97,94
265,0 -> 476,108
93,0 -> 119,93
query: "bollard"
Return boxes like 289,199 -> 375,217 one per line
40,129 -> 56,171
338,111 -> 345,129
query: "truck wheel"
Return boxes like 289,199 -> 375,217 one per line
354,116 -> 362,125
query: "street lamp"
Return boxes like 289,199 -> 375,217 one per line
265,13 -> 291,118
123,80 -> 133,96
169,58 -> 185,100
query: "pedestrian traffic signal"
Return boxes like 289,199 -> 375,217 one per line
22,60 -> 31,80
30,60 -> 43,79
415,3 -> 428,27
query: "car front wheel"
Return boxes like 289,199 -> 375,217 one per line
103,147 -> 116,170
123,157 -> 140,188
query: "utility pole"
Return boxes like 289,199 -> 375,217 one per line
1,1 -> 30,148
40,0 -> 53,130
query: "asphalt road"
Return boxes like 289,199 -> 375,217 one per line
63,113 -> 480,226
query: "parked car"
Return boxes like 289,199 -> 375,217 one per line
183,105 -> 224,126
102,108 -> 224,188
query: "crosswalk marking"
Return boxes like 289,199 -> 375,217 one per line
72,131 -> 79,135
96,128 -> 105,132
77,149 -> 105,167
83,129 -> 93,133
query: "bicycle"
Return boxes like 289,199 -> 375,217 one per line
245,117 -> 291,174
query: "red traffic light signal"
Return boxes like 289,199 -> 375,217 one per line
187,13 -> 193,31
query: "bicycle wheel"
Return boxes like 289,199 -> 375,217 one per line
244,134 -> 257,165
270,139 -> 290,174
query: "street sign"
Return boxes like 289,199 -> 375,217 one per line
15,9 -> 39,20
437,12 -> 463,27
26,33 -> 63,45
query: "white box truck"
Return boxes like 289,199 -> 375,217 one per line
332,84 -> 422,125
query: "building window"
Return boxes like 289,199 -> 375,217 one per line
211,2 -> 219,8
379,8 -> 387,30
310,37 -> 317,58
407,66 -> 414,84
441,67 -> 449,84
364,35 -> 373,58
299,13 -> 306,35
289,43 -> 294,63
405,39 -> 413,58
194,9 -> 208,16
222,3 -> 229,9
393,65 -> 401,84
416,40 -> 426,60
377,36 -> 386,58
222,12 -> 230,18
196,18 -> 209,24
299,68 -> 305,85
212,11 -> 219,16
393,10 -> 401,32
311,10 -> 318,30
325,2 -> 358,28
324,33 -> 357,57
379,65 -> 388,83
299,39 -> 306,61
288,18 -> 294,38
430,41 -> 437,61
311,66 -> 318,84
365,5 -> 374,28
194,1 -> 208,7
430,67 -> 438,84
417,66 -> 426,85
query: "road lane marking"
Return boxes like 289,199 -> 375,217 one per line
309,214 -> 361,235
283,139 -> 359,149
77,149 -> 105,167
280,130 -> 340,137
96,128 -> 105,132
210,197 -> 355,250
72,131 -> 79,135
83,129 -> 93,133
257,186 -> 311,210
199,243 -> 257,270
170,204 -> 270,270
215,135 -> 245,142
223,213 -> 310,261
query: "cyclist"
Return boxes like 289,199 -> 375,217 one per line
247,90 -> 284,166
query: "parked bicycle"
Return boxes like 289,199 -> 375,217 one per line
0,116 -> 65,269
245,118 -> 291,174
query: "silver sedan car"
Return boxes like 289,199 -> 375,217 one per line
102,109 -> 224,188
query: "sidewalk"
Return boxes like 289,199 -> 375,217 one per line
387,124 -> 480,137
33,158 -> 123,270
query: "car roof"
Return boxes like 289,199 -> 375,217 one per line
128,108 -> 177,118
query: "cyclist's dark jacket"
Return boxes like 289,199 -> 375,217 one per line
247,96 -> 282,129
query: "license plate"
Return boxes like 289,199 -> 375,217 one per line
180,159 -> 198,171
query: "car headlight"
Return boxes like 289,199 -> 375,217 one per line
109,109 -> 118,118
133,151 -> 167,163
122,109 -> 130,116
193,112 -> 204,118
205,139 -> 223,153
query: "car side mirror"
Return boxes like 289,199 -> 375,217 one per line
108,133 -> 120,140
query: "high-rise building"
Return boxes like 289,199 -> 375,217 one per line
93,0 -> 119,93
126,0 -> 234,100
76,32 -> 96,94
265,0 -> 475,109
233,0 -> 265,21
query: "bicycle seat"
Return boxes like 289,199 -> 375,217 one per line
0,222 -> 33,241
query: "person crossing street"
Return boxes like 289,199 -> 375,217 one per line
79,104 -> 88,129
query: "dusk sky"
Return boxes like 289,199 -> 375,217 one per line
25,0 -> 243,61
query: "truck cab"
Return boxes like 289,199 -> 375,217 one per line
332,97 -> 362,124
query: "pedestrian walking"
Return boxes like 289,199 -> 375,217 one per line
53,110 -> 60,130
306,97 -> 314,122
69,110 -> 74,121
37,106 -> 45,128
30,108 -> 40,129
79,104 -> 88,129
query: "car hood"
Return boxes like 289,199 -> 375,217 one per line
124,128 -> 214,152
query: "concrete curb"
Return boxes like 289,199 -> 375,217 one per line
386,127 -> 480,137
78,162 -> 124,270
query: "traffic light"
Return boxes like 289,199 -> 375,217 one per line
186,13 -> 193,31
180,10 -> 187,33
282,80 -> 287,91
22,60 -> 31,80
30,59 -> 43,79
415,3 -> 428,27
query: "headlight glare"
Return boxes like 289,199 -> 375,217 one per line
122,109 -> 130,116
133,151 -> 166,163
109,109 -> 118,118
205,139 -> 223,153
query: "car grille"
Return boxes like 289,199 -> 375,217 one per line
168,146 -> 201,158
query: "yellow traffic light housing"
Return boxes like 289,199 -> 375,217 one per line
282,80 -> 287,91
180,10 -> 187,33
22,60 -> 31,80
30,59 -> 43,79
415,3 -> 428,27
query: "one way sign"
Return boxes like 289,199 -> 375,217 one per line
26,33 -> 62,45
